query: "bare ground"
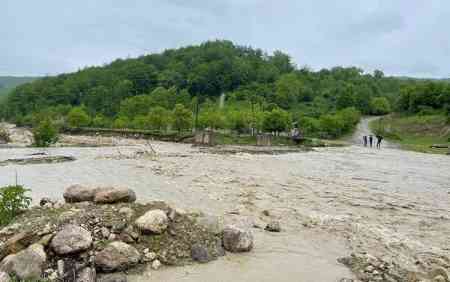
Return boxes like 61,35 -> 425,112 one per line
0,121 -> 449,281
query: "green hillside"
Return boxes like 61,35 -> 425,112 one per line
0,40 -> 448,141
0,76 -> 38,98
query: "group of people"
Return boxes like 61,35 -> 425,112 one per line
363,135 -> 383,148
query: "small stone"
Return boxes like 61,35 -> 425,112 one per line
262,210 -> 270,216
40,197 -> 54,207
0,272 -> 10,282
50,225 -> 92,255
108,233 -> 117,241
265,221 -> 281,232
143,251 -> 157,262
365,265 -> 375,272
135,209 -> 169,234
222,225 -> 254,253
151,259 -> 161,270
95,242 -> 140,272
191,244 -> 211,263
101,227 -> 110,239
76,267 -> 96,282
118,207 -> 135,219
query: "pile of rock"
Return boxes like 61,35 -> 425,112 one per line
0,185 -> 254,282
338,253 -> 450,282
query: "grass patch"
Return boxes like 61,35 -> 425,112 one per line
370,114 -> 449,154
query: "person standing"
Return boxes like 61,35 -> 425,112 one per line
369,135 -> 373,148
376,135 -> 383,149
363,135 -> 368,147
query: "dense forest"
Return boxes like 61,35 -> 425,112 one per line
0,76 -> 37,99
1,41 -> 449,138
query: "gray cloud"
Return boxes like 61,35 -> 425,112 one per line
1,0 -> 449,78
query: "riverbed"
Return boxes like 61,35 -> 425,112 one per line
1,134 -> 449,281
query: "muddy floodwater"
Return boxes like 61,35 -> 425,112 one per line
0,132 -> 449,281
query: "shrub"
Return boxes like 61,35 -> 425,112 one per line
172,104 -> 192,133
33,119 -> 59,147
0,126 -> 10,143
0,185 -> 32,226
67,107 -> 91,128
92,114 -> 112,128
370,97 -> 391,115
263,108 -> 292,133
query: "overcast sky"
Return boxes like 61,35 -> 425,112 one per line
2,0 -> 449,78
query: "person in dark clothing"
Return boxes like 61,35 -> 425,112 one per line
369,135 -> 373,147
363,135 -> 368,147
376,135 -> 383,148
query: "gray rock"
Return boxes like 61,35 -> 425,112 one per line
118,207 -> 135,219
0,244 -> 46,280
0,271 -> 10,282
97,273 -> 127,282
196,215 -> 223,235
63,185 -> 96,203
95,241 -> 140,272
151,259 -> 161,270
135,209 -> 168,234
76,267 -> 96,282
51,225 -> 92,255
191,244 -> 211,263
265,221 -> 281,232
222,225 -> 254,252
93,187 -> 136,204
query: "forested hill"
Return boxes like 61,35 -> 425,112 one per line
1,40 -> 448,138
0,76 -> 37,97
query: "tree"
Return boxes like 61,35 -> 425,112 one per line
33,119 -> 59,147
148,106 -> 171,131
370,97 -> 391,115
92,114 -> 111,128
67,107 -> 91,128
172,104 -> 192,133
263,108 -> 292,133
275,73 -> 302,109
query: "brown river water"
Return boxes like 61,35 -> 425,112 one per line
0,121 -> 449,281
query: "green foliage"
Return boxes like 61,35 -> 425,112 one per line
0,185 -> 32,226
113,116 -> 131,129
92,114 -> 112,128
147,106 -> 171,131
263,108 -> 292,133
33,119 -> 59,147
172,104 -> 192,132
67,106 -> 91,128
370,97 -> 391,115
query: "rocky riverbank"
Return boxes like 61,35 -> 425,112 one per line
0,186 -> 254,281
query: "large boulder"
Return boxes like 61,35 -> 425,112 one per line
64,185 -> 96,203
93,187 -> 136,204
222,225 -> 254,252
0,244 -> 46,280
95,242 -> 140,272
135,209 -> 168,234
50,225 -> 92,255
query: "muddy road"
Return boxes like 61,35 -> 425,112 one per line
0,121 -> 449,281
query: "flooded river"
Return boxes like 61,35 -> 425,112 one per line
0,127 -> 449,281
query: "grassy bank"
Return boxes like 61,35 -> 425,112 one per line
370,114 -> 449,154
